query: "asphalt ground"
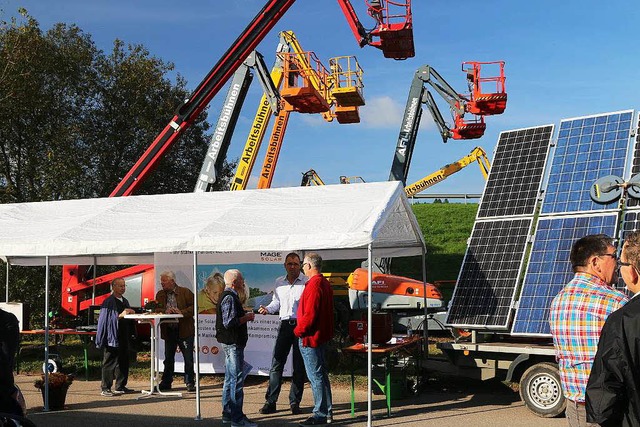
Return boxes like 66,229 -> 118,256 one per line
16,373 -> 567,427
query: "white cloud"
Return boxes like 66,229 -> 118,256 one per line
358,96 -> 405,129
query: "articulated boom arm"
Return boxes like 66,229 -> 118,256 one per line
300,169 -> 326,186
404,146 -> 490,197
110,0 -> 297,197
195,51 -> 280,192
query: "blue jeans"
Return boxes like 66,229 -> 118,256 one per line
265,320 -> 305,406
222,344 -> 246,423
299,339 -> 332,419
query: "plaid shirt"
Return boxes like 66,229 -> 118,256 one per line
549,272 -> 628,402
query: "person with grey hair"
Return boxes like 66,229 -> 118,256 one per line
155,270 -> 196,392
96,278 -> 135,396
294,253 -> 334,426
217,269 -> 257,427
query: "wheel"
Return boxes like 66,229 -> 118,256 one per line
42,357 -> 61,374
519,362 -> 565,418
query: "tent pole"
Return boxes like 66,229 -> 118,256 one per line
91,256 -> 97,305
422,249 -> 428,357
193,251 -> 202,420
5,261 -> 8,302
44,256 -> 50,411
367,244 -> 372,427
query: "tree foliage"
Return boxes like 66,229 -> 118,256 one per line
0,10 -> 236,325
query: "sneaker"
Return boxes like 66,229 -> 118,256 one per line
299,416 -> 327,426
231,417 -> 257,427
158,383 -> 172,392
326,413 -> 332,424
100,389 -> 114,397
259,402 -> 276,414
115,387 -> 135,394
222,413 -> 232,424
186,383 -> 196,392
290,403 -> 301,415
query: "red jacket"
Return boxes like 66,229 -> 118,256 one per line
294,274 -> 334,348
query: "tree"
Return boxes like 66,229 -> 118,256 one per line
0,10 -> 236,325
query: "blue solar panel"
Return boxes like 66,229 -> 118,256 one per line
511,214 -> 618,336
446,218 -> 532,329
541,111 -> 634,214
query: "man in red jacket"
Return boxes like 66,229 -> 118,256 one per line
294,252 -> 334,426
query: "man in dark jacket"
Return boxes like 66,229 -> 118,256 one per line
586,230 -> 640,426
155,270 -> 196,392
96,278 -> 134,396
216,269 -> 256,427
0,307 -> 21,416
294,253 -> 334,426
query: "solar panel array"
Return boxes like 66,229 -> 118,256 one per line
477,126 -> 553,218
446,218 -> 532,328
511,214 -> 618,335
541,111 -> 634,214
447,110 -> 638,334
446,125 -> 552,329
625,112 -> 640,208
510,111 -> 636,336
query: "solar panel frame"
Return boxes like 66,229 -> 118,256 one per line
623,112 -> 640,208
540,110 -> 635,215
511,213 -> 619,336
446,217 -> 533,329
477,125 -> 553,219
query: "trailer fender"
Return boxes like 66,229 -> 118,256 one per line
506,353 -> 530,383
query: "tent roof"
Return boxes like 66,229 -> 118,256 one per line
0,181 -> 425,266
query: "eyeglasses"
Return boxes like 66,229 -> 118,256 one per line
302,262 -> 310,268
286,263 -> 300,267
598,253 -> 618,261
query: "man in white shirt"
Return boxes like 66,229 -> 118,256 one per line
258,252 -> 308,415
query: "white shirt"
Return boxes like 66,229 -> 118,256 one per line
264,273 -> 308,320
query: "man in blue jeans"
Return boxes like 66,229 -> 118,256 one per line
294,253 -> 334,426
216,269 -> 257,427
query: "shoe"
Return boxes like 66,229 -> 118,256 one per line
114,387 -> 135,394
158,383 -> 172,392
222,413 -> 232,424
259,402 -> 276,414
186,383 -> 196,392
100,389 -> 114,397
290,403 -> 301,415
231,417 -> 257,427
326,413 -> 332,424
299,416 -> 327,426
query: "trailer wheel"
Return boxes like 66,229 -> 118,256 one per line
519,362 -> 565,418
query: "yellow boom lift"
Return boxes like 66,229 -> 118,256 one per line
404,146 -> 490,197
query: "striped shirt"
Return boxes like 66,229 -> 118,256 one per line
549,272 -> 628,402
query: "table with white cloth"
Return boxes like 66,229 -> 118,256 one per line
125,313 -> 183,398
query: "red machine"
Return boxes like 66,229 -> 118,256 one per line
337,0 -> 415,59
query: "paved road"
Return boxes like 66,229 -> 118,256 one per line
17,374 -> 566,426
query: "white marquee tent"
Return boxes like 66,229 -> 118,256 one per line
0,181 -> 426,425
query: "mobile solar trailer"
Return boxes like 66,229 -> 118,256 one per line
432,338 -> 562,418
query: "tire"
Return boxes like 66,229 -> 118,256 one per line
42,357 -> 61,374
519,362 -> 565,418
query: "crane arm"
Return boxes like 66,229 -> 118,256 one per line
336,0 -> 371,48
404,147 -> 491,197
301,169 -> 326,186
110,0 -> 297,197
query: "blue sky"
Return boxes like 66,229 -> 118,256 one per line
4,0 -> 640,196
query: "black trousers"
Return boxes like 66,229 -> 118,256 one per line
101,345 -> 129,391
161,327 -> 195,386
264,320 -> 305,406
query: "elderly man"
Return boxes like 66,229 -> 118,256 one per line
586,230 -> 640,426
258,252 -> 308,415
217,269 -> 256,427
549,234 -> 627,427
155,270 -> 196,392
294,253 -> 334,426
96,278 -> 135,397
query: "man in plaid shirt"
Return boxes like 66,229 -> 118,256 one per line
549,234 -> 628,427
